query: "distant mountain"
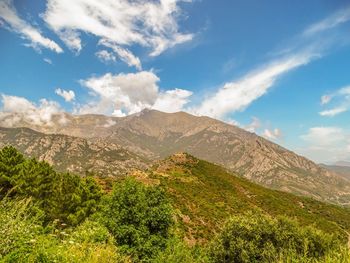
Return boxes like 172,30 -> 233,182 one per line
321,164 -> 350,181
0,127 -> 148,176
334,161 -> 350,167
134,153 -> 350,243
1,109 -> 350,206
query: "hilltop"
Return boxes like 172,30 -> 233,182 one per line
134,153 -> 350,244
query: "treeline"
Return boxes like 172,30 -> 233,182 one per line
0,146 -> 349,262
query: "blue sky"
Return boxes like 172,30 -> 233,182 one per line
1,0 -> 350,164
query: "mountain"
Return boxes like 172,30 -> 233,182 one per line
335,161 -> 350,167
321,164 -> 350,181
1,109 -> 350,206
0,127 -> 148,176
133,153 -> 350,244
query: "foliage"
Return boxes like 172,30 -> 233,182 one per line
0,198 -> 42,259
0,146 -> 25,196
0,147 -> 102,225
152,237 -> 209,263
0,197 -> 129,262
102,177 -> 173,261
1,147 -> 350,262
150,156 -> 350,242
208,211 -> 342,263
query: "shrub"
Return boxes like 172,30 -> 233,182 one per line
0,198 -> 42,259
153,237 -> 209,263
102,177 -> 173,261
209,211 -> 340,263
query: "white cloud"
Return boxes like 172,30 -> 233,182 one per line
55,88 -> 75,102
191,52 -> 317,119
95,50 -> 116,63
319,106 -> 347,117
263,128 -> 282,140
0,94 -> 63,126
244,117 -> 261,133
0,0 -> 62,53
301,127 -> 345,146
303,7 -> 350,36
75,71 -> 192,116
299,126 -> 350,163
43,0 -> 193,68
99,40 -> 141,70
321,95 -> 331,105
152,88 -> 192,113
319,85 -> 350,117
43,58 -> 53,65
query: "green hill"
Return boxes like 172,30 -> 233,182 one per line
138,153 -> 350,244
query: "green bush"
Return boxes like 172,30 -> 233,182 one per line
153,237 -> 209,263
102,177 -> 173,261
0,198 -> 43,259
209,211 -> 341,263
0,197 -> 129,263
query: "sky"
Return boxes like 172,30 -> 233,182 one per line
0,0 -> 350,164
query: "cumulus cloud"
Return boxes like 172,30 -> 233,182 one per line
241,116 -> 282,140
55,88 -> 75,102
152,88 -> 192,113
191,52 -> 318,119
244,117 -> 261,133
43,0 -> 193,68
0,0 -> 62,53
75,71 -> 192,116
300,126 -> 350,163
0,94 -> 63,127
319,85 -> 350,117
263,128 -> 282,140
95,50 -> 116,64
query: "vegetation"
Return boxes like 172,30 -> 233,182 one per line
1,147 -> 350,262
101,177 -> 173,260
148,153 -> 350,242
209,212 -> 342,262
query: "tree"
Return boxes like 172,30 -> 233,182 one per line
0,146 -> 25,196
102,177 -> 173,261
0,146 -> 102,225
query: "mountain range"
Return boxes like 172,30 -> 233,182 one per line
1,109 -> 350,206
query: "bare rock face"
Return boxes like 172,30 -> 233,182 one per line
0,127 -> 148,176
1,109 -> 350,206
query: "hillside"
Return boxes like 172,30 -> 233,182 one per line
321,164 -> 350,181
0,127 -> 148,176
135,153 -> 350,244
1,109 -> 349,206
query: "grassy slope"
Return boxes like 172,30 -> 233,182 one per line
146,154 -> 350,244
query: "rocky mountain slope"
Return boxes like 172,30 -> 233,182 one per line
321,164 -> 350,181
1,109 -> 350,205
0,127 -> 148,176
133,153 -> 350,243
